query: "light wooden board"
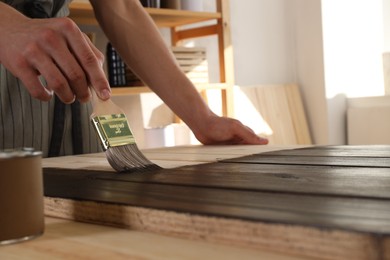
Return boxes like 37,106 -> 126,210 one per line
42,145 -> 303,170
44,198 -> 386,260
233,84 -> 312,145
0,217 -> 302,260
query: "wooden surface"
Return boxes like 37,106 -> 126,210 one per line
0,217 -> 301,260
40,145 -> 390,260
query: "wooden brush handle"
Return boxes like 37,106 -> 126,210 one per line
90,88 -> 123,117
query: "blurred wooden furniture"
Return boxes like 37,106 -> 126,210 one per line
233,84 -> 312,144
69,0 -> 235,117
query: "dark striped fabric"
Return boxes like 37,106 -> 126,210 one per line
0,0 -> 102,157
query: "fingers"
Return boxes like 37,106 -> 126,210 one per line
56,19 -> 111,100
19,18 -> 111,103
227,119 -> 268,145
83,33 -> 104,66
39,28 -> 90,103
10,43 -> 68,102
26,42 -> 75,103
196,116 -> 269,145
17,68 -> 53,101
238,135 -> 269,145
82,33 -> 112,100
241,125 -> 269,145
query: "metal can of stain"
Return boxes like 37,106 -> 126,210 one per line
0,148 -> 44,245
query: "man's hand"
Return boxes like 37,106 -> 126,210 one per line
0,3 -> 111,103
192,114 -> 269,145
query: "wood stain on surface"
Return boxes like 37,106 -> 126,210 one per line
43,145 -> 390,260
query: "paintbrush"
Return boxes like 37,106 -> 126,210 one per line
90,89 -> 160,172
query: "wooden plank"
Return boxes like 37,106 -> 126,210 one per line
233,85 -> 312,145
1,217 -> 298,260
110,83 -> 228,96
69,2 -> 222,27
44,163 -> 390,199
285,84 -> 312,144
171,46 -> 206,53
223,145 -> 390,167
254,84 -> 297,144
216,0 -> 234,117
263,145 -> 390,155
44,198 -> 384,260
142,144 -> 303,155
224,154 -> 390,167
42,145 -> 390,259
257,145 -> 390,157
41,145 -> 302,170
43,153 -> 390,235
174,25 -> 219,41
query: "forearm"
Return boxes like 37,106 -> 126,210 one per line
0,2 -> 25,22
89,0 -> 214,132
0,3 -> 29,54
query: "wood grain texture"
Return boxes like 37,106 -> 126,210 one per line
223,145 -> 390,167
1,217 -> 300,260
43,167 -> 390,234
42,145 -> 304,170
233,84 -> 312,145
44,197 -> 384,260
42,145 -> 390,259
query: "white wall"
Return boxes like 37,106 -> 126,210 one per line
384,0 -> 390,51
321,0 -> 385,144
230,0 -> 295,85
229,0 -> 388,145
229,0 -> 328,144
286,0 -> 328,144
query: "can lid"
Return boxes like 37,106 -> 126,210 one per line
0,147 -> 42,159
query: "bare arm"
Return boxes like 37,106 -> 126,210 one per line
0,2 -> 111,103
90,0 -> 268,145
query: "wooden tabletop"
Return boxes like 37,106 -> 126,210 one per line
7,144 -> 390,259
0,216 -> 301,260
0,145 -> 305,260
41,144 -> 298,169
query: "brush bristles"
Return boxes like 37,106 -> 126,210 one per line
105,144 -> 161,173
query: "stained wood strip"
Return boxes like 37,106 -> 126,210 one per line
44,163 -> 390,199
223,154 -> 390,167
43,167 -> 390,235
257,145 -> 390,157
42,145 -> 390,259
222,146 -> 390,167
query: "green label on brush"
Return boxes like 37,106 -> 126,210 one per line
92,114 -> 136,148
